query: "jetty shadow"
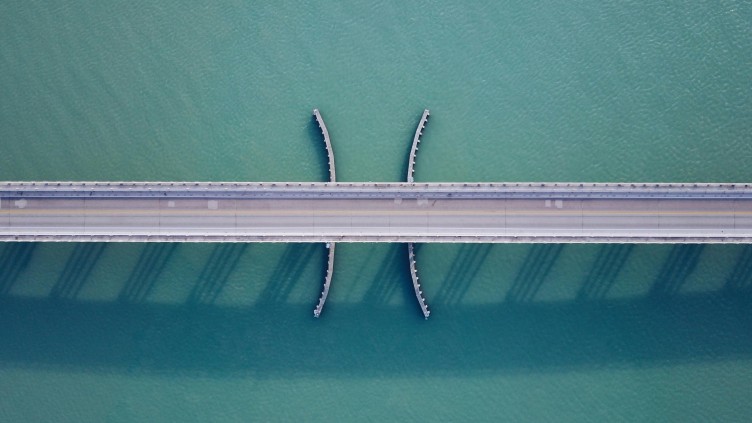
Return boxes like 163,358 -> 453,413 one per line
50,243 -> 106,300
0,243 -> 36,295
506,244 -> 564,303
577,244 -> 633,301
435,244 -> 492,305
258,243 -> 317,304
118,244 -> 178,303
724,245 -> 752,294
187,244 -> 248,305
650,245 -> 704,297
362,244 -> 413,305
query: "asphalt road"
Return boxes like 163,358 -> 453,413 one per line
2,191 -> 752,242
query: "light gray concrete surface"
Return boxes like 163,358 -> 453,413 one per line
313,243 -> 335,318
2,182 -> 752,242
408,242 -> 430,318
407,109 -> 429,183
312,109 -> 336,183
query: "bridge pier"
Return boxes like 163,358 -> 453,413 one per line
313,242 -> 335,318
408,243 -> 431,319
313,109 -> 336,183
407,109 -> 429,183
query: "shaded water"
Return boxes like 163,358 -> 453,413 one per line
1,0 -> 752,421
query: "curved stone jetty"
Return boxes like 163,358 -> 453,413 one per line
313,109 -> 336,183
312,109 -> 336,317
407,109 -> 429,183
407,109 -> 431,318
408,243 -> 431,319
314,242 -> 336,318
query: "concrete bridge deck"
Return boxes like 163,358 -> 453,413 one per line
2,182 -> 752,243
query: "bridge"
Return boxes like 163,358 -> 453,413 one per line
2,109 -> 751,318
2,181 -> 752,243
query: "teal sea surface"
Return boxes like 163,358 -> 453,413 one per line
1,1 -> 752,421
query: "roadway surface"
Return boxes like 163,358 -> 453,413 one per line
2,182 -> 752,243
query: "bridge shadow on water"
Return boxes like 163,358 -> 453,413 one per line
119,244 -> 178,303
577,244 -> 634,301
0,243 -> 751,377
725,245 -> 752,293
436,244 -> 493,305
258,243 -> 318,304
650,245 -> 705,297
362,244 -> 415,307
50,244 -> 107,300
0,243 -> 36,295
187,244 -> 249,305
506,244 -> 565,303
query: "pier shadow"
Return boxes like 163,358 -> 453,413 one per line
258,243 -> 317,303
315,243 -> 333,298
650,245 -> 705,297
435,244 -> 492,305
506,244 -> 564,303
724,245 -> 752,294
576,244 -> 634,301
118,244 -> 178,303
0,243 -> 36,295
50,244 -> 106,300
363,244 -> 413,305
187,244 -> 248,305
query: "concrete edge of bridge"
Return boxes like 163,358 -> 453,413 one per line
3,235 -> 752,243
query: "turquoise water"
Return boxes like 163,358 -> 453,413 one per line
1,1 -> 752,421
